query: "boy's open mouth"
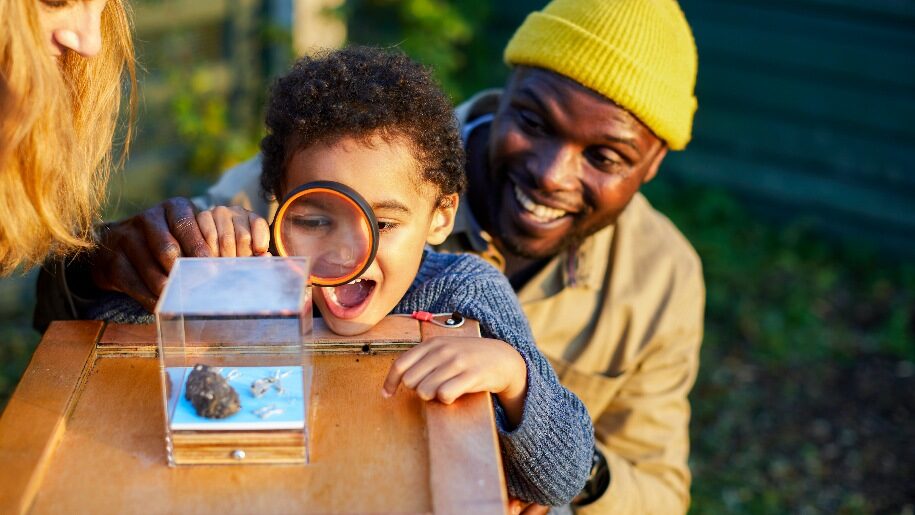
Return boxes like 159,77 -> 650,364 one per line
321,278 -> 376,319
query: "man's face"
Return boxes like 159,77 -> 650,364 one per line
484,67 -> 667,259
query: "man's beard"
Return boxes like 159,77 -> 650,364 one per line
495,219 -> 588,260
492,208 -> 619,261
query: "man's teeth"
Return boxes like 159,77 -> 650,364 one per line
514,186 -> 567,222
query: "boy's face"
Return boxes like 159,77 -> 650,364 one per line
283,135 -> 458,335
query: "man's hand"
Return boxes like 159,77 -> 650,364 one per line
89,197 -> 212,311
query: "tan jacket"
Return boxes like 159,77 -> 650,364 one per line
62,91 -> 703,513
517,195 -> 703,514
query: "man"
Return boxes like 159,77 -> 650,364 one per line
36,0 -> 702,512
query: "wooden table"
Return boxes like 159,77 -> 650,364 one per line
0,319 -> 508,514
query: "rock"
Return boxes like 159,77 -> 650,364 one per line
185,364 -> 240,418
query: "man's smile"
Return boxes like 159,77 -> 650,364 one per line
513,185 -> 569,222
498,182 -> 578,249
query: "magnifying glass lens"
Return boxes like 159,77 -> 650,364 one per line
275,186 -> 375,286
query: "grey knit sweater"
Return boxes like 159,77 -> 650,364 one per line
88,251 -> 594,505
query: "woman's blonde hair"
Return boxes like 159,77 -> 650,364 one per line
0,0 -> 136,274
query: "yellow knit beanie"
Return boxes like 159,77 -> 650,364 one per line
504,0 -> 698,150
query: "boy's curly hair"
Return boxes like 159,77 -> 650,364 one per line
260,46 -> 466,204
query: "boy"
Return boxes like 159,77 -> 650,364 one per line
90,47 -> 593,506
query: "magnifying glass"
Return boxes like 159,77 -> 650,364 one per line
271,181 -> 379,287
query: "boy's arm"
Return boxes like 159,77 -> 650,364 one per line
395,255 -> 594,506
484,316 -> 593,508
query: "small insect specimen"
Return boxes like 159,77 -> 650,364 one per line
250,369 -> 292,398
250,377 -> 276,398
253,404 -> 284,419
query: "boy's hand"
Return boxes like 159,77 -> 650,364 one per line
382,336 -> 529,427
196,206 -> 271,257
508,498 -> 549,515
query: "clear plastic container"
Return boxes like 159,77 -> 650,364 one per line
155,257 -> 313,465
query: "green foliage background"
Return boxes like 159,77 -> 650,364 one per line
343,0 -> 517,103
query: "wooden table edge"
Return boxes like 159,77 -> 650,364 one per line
421,320 -> 510,515
0,321 -> 102,515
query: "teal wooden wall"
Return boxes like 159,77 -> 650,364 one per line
668,0 -> 915,252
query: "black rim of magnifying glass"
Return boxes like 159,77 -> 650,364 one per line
270,180 -> 379,287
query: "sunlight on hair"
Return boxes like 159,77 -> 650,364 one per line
0,0 -> 136,274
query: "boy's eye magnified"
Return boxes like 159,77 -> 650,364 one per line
289,214 -> 333,232
272,181 -> 380,287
